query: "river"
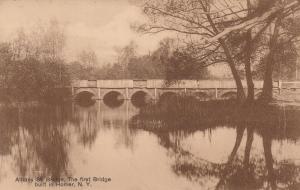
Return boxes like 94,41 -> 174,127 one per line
0,100 -> 299,190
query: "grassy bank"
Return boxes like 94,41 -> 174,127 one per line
130,95 -> 300,131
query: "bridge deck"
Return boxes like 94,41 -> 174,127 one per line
72,79 -> 273,89
71,80 -> 300,89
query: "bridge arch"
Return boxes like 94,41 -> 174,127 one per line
74,89 -> 96,99
130,89 -> 154,99
102,90 -> 125,108
130,90 -> 153,107
74,90 -> 96,107
193,91 -> 209,101
220,91 -> 237,99
102,89 -> 125,100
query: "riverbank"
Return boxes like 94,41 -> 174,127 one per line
130,96 -> 300,132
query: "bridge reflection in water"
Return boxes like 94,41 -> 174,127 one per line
0,101 -> 300,189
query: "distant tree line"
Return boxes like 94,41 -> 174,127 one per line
67,39 -> 211,80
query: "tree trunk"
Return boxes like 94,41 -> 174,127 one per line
245,31 -> 255,103
199,1 -> 246,102
228,125 -> 246,162
244,0 -> 255,103
245,62 -> 255,102
262,132 -> 276,189
261,53 -> 275,102
244,127 -> 254,167
220,40 -> 246,101
260,21 -> 279,103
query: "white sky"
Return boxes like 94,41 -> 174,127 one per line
0,0 -> 169,64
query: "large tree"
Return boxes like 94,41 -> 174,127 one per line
138,0 -> 300,103
202,0 -> 300,102
139,0 -> 255,101
260,12 -> 300,102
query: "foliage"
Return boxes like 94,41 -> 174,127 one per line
0,57 -> 70,103
0,20 -> 71,104
253,40 -> 299,80
165,49 -> 210,82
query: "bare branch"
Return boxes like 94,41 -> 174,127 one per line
207,1 -> 300,42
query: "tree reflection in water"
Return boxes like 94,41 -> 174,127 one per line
0,100 -> 299,189
0,108 -> 19,182
0,104 -> 76,180
131,114 -> 300,189
9,103 -> 105,179
0,101 -> 139,182
72,104 -> 100,148
12,105 -> 72,179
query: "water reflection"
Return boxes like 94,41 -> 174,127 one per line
72,104 -> 99,148
0,106 -> 71,182
0,102 -> 299,190
143,123 -> 300,190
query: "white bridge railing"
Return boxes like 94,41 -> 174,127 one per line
72,80 -> 268,89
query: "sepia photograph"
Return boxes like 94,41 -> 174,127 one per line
0,0 -> 300,189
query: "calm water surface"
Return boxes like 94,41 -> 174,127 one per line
0,101 -> 300,190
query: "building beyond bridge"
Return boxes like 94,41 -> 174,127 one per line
71,80 -> 300,101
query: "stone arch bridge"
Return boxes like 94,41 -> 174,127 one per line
71,79 -> 283,101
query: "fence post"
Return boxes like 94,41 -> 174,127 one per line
126,88 -> 129,100
71,87 -> 74,97
98,88 -> 101,100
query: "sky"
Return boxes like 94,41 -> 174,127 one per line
0,0 -> 169,64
